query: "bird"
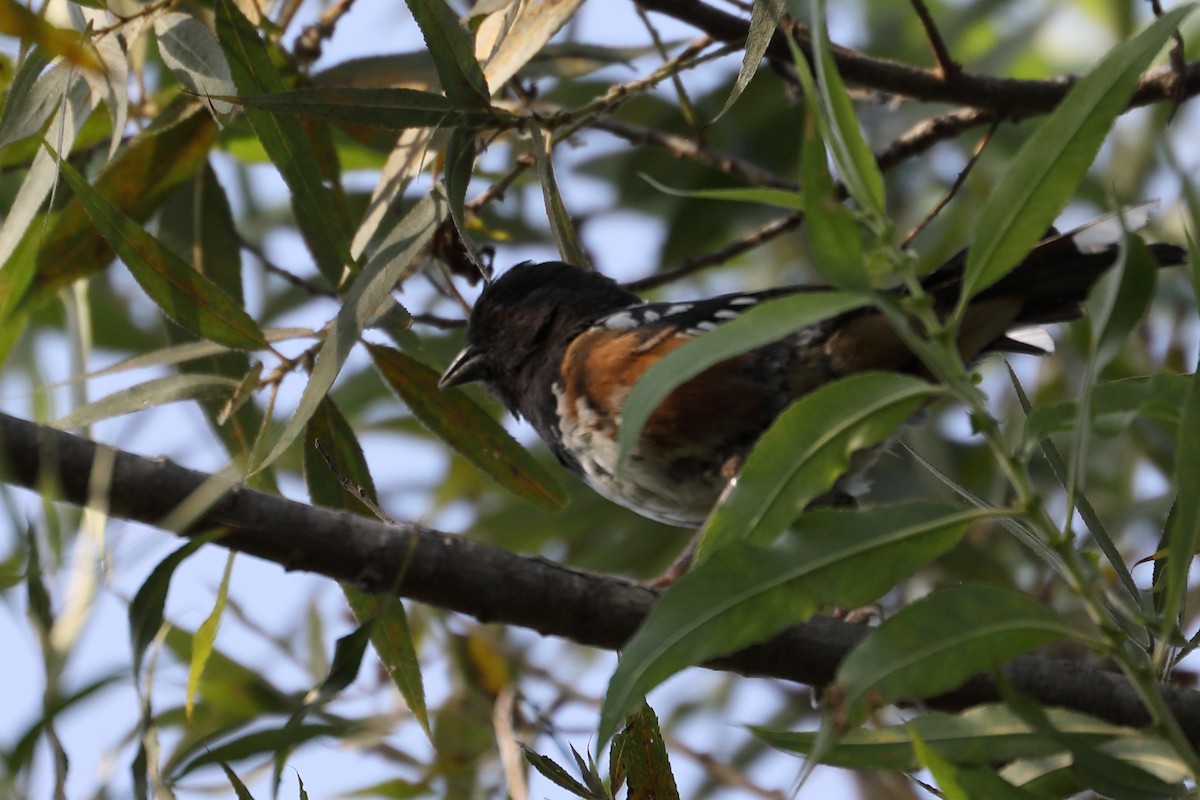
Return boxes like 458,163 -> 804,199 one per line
439,226 -> 1184,579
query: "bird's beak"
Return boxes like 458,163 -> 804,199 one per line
439,346 -> 487,389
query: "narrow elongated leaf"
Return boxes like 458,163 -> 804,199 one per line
618,291 -> 866,465
611,705 -> 680,800
303,398 -> 429,735
531,125 -> 591,270
640,172 -> 803,210
226,86 -> 509,130
833,586 -> 1078,727
53,374 -> 240,429
799,96 -> 866,288
129,539 -> 205,677
0,49 -> 66,147
521,747 -> 598,799
177,723 -> 358,776
187,551 -> 235,720
11,98 -> 218,301
216,0 -> 353,285
218,763 -> 256,800
475,0 -> 585,89
1092,234 -> 1158,370
755,704 -> 1141,771
961,5 -> 1193,302
598,503 -> 976,746
404,0 -> 490,108
54,156 -> 268,350
369,343 -> 568,511
698,372 -> 940,557
809,0 -> 885,217
1024,373 -> 1191,439
712,0 -> 782,121
155,11 -> 237,115
249,191 -> 444,474
1160,244 -> 1200,647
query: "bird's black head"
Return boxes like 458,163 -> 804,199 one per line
438,262 -> 640,418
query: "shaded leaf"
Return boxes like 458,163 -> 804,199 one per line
531,124 -> 591,270
155,11 -> 237,115
54,155 -> 268,350
599,503 -> 976,746
53,374 -> 240,429
612,704 -> 680,800
833,586 -> 1078,727
0,49 -> 67,148
698,372 -> 940,557
961,6 -> 1192,301
754,704 -> 1143,771
249,191 -> 444,473
129,539 -> 205,677
712,0 -> 782,122
640,172 -> 803,210
219,762 -> 257,800
226,86 -> 508,130
369,343 -> 568,511
404,0 -> 490,107
216,0 -> 353,285
178,723 -> 358,776
521,746 -> 600,799
1024,373 -> 1191,439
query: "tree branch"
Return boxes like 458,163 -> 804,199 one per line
3,411 -> 1200,740
635,0 -> 1200,116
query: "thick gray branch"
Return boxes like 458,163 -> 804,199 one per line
2,411 -> 1199,741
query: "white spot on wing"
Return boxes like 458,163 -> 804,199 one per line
713,309 -> 740,320
662,304 -> 693,316
601,310 -> 638,329
728,296 -> 758,306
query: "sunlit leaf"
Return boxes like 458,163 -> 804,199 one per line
187,551 -> 235,721
53,374 -> 241,429
155,11 -> 237,116
640,172 -> 803,210
404,0 -> 490,108
0,0 -> 101,71
712,0 -> 782,122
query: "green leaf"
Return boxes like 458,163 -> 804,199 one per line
809,0 -> 885,218
216,0 -> 354,286
611,704 -> 680,800
833,586 -> 1078,727
219,762 -> 257,800
53,374 -> 241,430
129,539 -> 205,677
403,0 -> 490,107
225,87 -> 508,130
249,191 -> 444,474
961,5 -> 1193,302
640,172 -> 803,211
1092,233 -> 1159,370
712,0 -> 783,122
617,291 -> 866,466
698,372 -> 940,557
177,723 -> 358,776
1024,373 -> 1191,440
909,729 -> 970,800
186,551 -> 235,721
52,156 -> 268,351
531,125 -> 591,270
369,343 -> 568,511
315,621 -> 373,700
754,704 -> 1139,771
521,746 -> 600,799
598,503 -> 975,746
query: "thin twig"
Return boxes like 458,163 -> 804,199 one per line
875,107 -> 994,173
636,5 -> 705,136
593,116 -> 799,191
624,212 -> 802,292
908,0 -> 960,79
901,118 -> 999,249
240,240 -> 336,298
292,0 -> 358,68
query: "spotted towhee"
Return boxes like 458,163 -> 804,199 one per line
439,227 -> 1184,538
